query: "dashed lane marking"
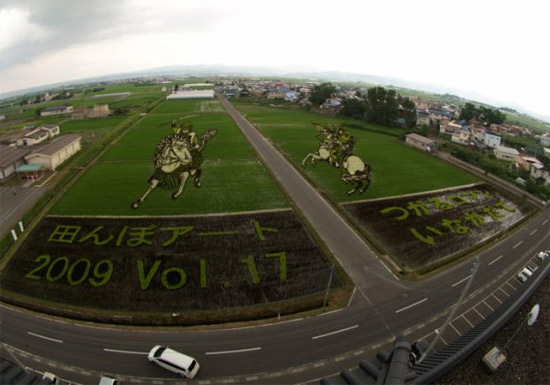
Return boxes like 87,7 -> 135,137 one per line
27,332 -> 62,344
395,298 -> 428,314
312,325 -> 359,340
205,347 -> 261,355
488,255 -> 504,266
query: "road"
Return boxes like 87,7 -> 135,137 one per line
0,96 -> 549,384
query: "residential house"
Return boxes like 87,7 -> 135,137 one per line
322,97 -> 342,110
405,133 -> 437,152
40,105 -> 73,117
537,134 -> 550,147
0,145 -> 30,181
483,131 -> 502,148
416,110 -> 430,126
25,134 -> 82,171
471,125 -> 486,141
17,125 -> 60,146
285,91 -> 299,101
440,121 -> 462,135
451,130 -> 473,146
494,146 -> 519,162
530,163 -> 550,186
517,155 -> 543,172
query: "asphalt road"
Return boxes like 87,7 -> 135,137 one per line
0,97 -> 549,384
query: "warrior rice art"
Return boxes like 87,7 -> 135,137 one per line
131,121 -> 217,209
302,122 -> 372,195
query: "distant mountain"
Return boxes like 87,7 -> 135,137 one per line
1,64 -> 548,124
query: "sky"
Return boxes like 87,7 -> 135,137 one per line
0,0 -> 548,120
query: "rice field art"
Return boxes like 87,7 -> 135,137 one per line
302,122 -> 372,196
131,120 -> 217,209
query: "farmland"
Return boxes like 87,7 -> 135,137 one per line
0,210 -> 340,323
49,99 -> 288,216
232,101 -> 479,202
344,184 -> 534,273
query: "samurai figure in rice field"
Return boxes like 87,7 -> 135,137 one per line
131,120 -> 217,209
302,122 -> 371,196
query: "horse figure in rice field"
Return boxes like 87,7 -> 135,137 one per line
131,121 -> 217,209
302,122 -> 372,196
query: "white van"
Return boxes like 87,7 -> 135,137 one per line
517,267 -> 533,283
147,345 -> 200,379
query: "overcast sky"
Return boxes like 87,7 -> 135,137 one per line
1,0 -> 548,119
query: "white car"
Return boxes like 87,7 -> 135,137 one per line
517,267 -> 533,283
537,250 -> 549,261
147,345 -> 200,379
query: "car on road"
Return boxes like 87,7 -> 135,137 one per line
98,375 -> 118,385
537,250 -> 549,261
517,267 -> 533,283
147,345 -> 200,379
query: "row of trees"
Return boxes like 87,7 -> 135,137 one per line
310,84 -> 417,128
459,102 -> 505,126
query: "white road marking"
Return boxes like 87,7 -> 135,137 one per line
312,325 -> 359,340
452,275 -> 472,287
499,286 -> 510,297
27,332 -> 62,344
450,323 -> 461,337
530,229 -> 538,236
462,315 -> 474,328
205,347 -> 262,355
103,348 -> 148,355
513,240 -> 523,249
483,300 -> 494,311
543,219 -> 548,225
395,298 -> 428,314
473,307 -> 485,320
488,255 -> 504,266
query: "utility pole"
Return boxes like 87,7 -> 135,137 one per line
418,256 -> 480,363
322,264 -> 335,312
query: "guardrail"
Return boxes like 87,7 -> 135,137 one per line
321,257 -> 549,384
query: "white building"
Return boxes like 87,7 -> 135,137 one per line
17,125 -> 60,147
484,131 -> 502,148
40,105 -> 73,117
25,134 -> 82,171
494,146 -> 519,162
166,90 -> 214,100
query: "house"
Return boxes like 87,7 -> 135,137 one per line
25,134 -> 82,171
440,121 -> 462,134
416,110 -> 430,126
517,155 -> 543,172
494,146 -> 519,162
451,130 -> 472,146
40,105 -> 73,117
405,133 -> 437,152
0,145 -> 31,181
17,125 -> 60,146
530,163 -> 550,186
483,131 -> 502,148
285,91 -> 299,101
471,126 -> 486,141
537,134 -> 550,147
322,97 -> 342,109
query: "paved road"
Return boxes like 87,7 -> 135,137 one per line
0,183 -> 54,240
0,97 -> 549,384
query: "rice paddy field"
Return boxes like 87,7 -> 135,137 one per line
232,101 -> 479,202
49,99 -> 288,216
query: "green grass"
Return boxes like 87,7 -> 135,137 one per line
49,99 -> 288,216
234,102 -> 479,202
60,116 -> 126,134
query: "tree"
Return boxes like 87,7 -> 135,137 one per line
365,86 -> 398,126
459,102 -> 477,121
339,98 -> 366,119
310,83 -> 337,106
399,96 -> 417,128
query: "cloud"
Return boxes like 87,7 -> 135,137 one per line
0,0 -> 232,70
